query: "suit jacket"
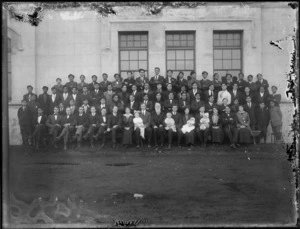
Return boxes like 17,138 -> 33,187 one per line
61,93 -> 71,107
79,92 -> 92,105
177,78 -> 188,90
18,106 -> 32,125
190,100 -> 205,114
149,75 -> 165,90
162,90 -> 177,101
96,104 -> 109,115
27,101 -> 40,116
70,93 -> 81,107
151,111 -> 165,127
109,101 -> 125,114
61,114 -> 75,126
32,114 -> 47,127
38,93 -> 51,114
221,112 -> 236,129
236,79 -> 248,93
139,110 -> 151,128
178,99 -> 190,113
108,113 -> 122,128
164,77 -> 177,89
118,91 -> 130,104
65,81 -> 78,93
255,107 -> 270,129
256,92 -> 270,106
142,100 -> 154,112
188,89 -> 202,101
195,112 -> 208,128
49,94 -> 62,113
141,89 -> 154,101
256,79 -> 269,91
240,92 -> 256,105
126,101 -> 140,113
87,113 -> 99,126
23,93 -> 37,102
268,94 -> 281,106
77,82 -> 89,93
58,107 -> 66,116
247,81 -> 258,93
97,114 -> 109,127
230,90 -> 242,104
46,114 -> 63,127
99,80 -> 112,92
74,114 -> 89,128
212,80 -> 222,92
204,90 -> 217,103
236,111 -> 250,128
223,80 -> 234,91
187,79 -> 201,90
122,115 -> 134,128
103,91 -> 116,107
171,112 -> 182,129
82,105 -> 91,115
111,80 -> 123,92
205,102 -> 217,115
131,90 -> 142,103
69,105 -> 78,116
269,106 -> 282,127
123,78 -> 136,93
88,81 -> 98,92
200,79 -> 212,92
135,77 -> 150,91
90,89 -> 103,105
164,99 -> 179,112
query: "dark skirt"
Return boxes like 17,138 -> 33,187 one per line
123,128 -> 133,145
211,127 -> 223,143
183,130 -> 195,145
238,128 -> 251,143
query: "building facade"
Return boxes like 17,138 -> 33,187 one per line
4,2 -> 297,144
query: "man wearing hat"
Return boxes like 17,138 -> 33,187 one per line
38,86 -> 51,116
23,85 -> 37,102
65,74 -> 78,93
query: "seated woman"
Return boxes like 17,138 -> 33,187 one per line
122,107 -> 134,148
181,107 -> 195,150
230,98 -> 240,114
269,100 -> 283,143
211,107 -> 223,145
236,105 -> 252,145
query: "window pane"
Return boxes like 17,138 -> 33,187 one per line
181,34 -> 187,40
176,50 -> 184,59
120,41 -> 127,47
214,50 -> 222,59
134,41 -> 141,47
134,35 -> 140,41
187,34 -> 194,40
141,41 -> 147,47
214,39 -> 220,46
227,33 -> 233,39
233,39 -> 240,46
176,60 -> 184,70
166,35 -> 173,41
234,33 -> 240,39
214,60 -> 222,69
120,72 -> 127,78
227,39 -> 234,46
139,61 -> 147,70
141,35 -> 147,41
174,40 -> 180,46
129,51 -> 138,60
127,35 -> 133,40
185,60 -> 194,69
187,40 -> 194,46
121,61 -> 130,70
232,49 -> 241,59
139,51 -> 147,60
213,34 -> 219,39
167,41 -> 174,46
223,60 -> 231,69
185,50 -> 194,59
174,34 -> 180,40
223,50 -> 232,59
232,60 -> 241,69
127,41 -> 133,47
167,50 -> 176,60
220,40 -> 227,46
220,34 -> 226,39
120,35 -> 127,41
130,61 -> 138,70
180,40 -> 187,46
120,51 -> 129,60
167,60 -> 176,69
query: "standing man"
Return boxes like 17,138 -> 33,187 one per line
200,71 -> 212,99
177,71 -> 188,93
164,70 -> 177,90
18,100 -> 31,145
49,87 -> 61,115
217,83 -> 232,105
77,74 -> 89,93
65,74 -> 78,93
164,92 -> 178,112
79,85 -> 92,106
151,102 -> 165,147
111,73 -> 123,93
237,72 -> 248,93
89,75 -> 99,92
31,107 -> 47,149
123,71 -> 136,94
149,67 -> 165,91
256,74 -> 269,92
46,106 -> 63,148
70,87 -> 81,107
189,82 -> 202,102
99,73 -> 111,92
23,85 -> 37,102
90,83 -> 103,106
38,86 -> 51,116
61,86 -> 71,107
221,106 -> 238,149
135,69 -> 149,91
94,107 -> 109,148
244,96 -> 257,130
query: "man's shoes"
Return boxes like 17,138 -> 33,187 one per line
230,144 -> 237,149
235,143 -> 240,147
136,145 -> 140,149
168,144 -> 171,149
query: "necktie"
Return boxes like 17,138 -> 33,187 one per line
183,101 -> 186,106
96,90 -> 98,94
60,108 -> 63,112
143,111 -> 145,116
170,100 -> 172,104
28,95 -> 31,101
67,115 -> 69,119
55,115 -> 57,120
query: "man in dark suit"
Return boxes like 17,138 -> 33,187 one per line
230,83 -> 242,105
189,82 -> 202,102
123,71 -> 136,94
38,86 -> 51,116
221,106 -> 238,149
79,85 -> 92,106
135,103 -> 152,148
65,74 -> 78,93
255,74 -> 269,92
164,70 -> 177,90
142,94 -> 154,113
246,75 -> 258,93
49,87 -> 62,115
107,105 -> 122,148
89,75 -> 98,92
204,84 -> 217,103
94,107 -> 109,148
70,87 -> 81,107
165,105 -> 182,149
99,73 -> 111,92
23,85 -> 37,103
46,106 -> 63,148
83,106 -> 99,148
77,74 -> 89,93
200,71 -> 212,98
151,102 -> 165,147
255,102 -> 270,143
96,97 -> 109,115
90,83 -> 103,106
18,100 -> 32,145
162,83 -> 177,101
131,84 -> 142,104
237,72 -> 248,93
61,86 -> 71,107
243,96 -> 257,130
127,94 -> 140,114
135,69 -> 149,91
141,82 -> 154,101
164,92 -> 179,112
149,67 -> 165,91
178,92 -> 190,114
58,102 -> 66,116
73,107 -> 89,149
118,84 -> 130,105
81,99 -> 91,115
177,71 -> 188,93
31,107 -> 47,149
205,95 -> 217,116
190,93 -> 205,114
56,107 -> 75,150
256,86 -> 270,107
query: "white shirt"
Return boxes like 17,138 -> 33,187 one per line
233,90 -> 237,96
248,102 -> 252,108
38,116 -> 42,123
63,93 -> 68,100
260,92 -> 264,97
54,115 -> 57,120
101,104 -> 105,108
130,101 -> 134,108
92,113 -> 96,116
103,116 -> 106,122
73,94 -> 77,100
52,94 -> 56,102
209,90 -> 213,96
193,89 -> 197,95
95,89 -> 98,94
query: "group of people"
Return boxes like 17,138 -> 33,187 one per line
18,67 -> 283,150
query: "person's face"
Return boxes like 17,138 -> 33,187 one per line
144,95 -> 148,101
132,85 -> 137,91
59,103 -> 63,108
259,103 -> 265,109
222,84 -> 227,90
135,112 -> 139,118
257,74 -> 262,80
79,107 -> 84,114
272,87 -> 277,94
193,84 -> 198,90
238,74 -> 244,80
260,87 -> 264,93
80,76 -> 85,81
238,106 -> 244,112
66,108 -> 71,115
234,99 -> 239,105
63,87 -> 68,93
129,95 -> 134,101
107,85 -> 112,91
145,84 -> 149,90
91,107 -> 96,113
122,86 -> 127,92
141,104 -> 146,110
203,73 -> 208,79
179,73 -> 184,79
248,76 -> 253,82
125,108 -> 130,114
95,84 -> 100,90
172,106 -> 178,112
27,87 -> 33,93
223,99 -> 228,105
182,94 -> 187,100
115,75 -> 120,81
167,71 -> 172,77
209,85 -> 214,91
246,97 -> 251,103
213,108 -> 218,114
69,76 -> 74,82
155,103 -> 161,110
226,75 -> 231,81
103,75 -> 108,80
113,96 -> 118,102
43,88 -> 48,93
167,84 -> 172,91
167,113 -> 172,118
113,106 -> 118,113
155,68 -> 160,75
56,79 -> 62,84
196,94 -> 200,100
38,108 -> 43,115
70,100 -> 74,106
54,107 -> 59,114
200,107 -> 205,113
140,71 -> 145,77
52,89 -> 57,94
209,96 -> 214,103
169,93 -> 174,100
22,101 -> 27,106
270,101 -> 275,107
225,107 -> 230,113
127,72 -> 132,78
214,74 -> 219,80
83,100 -> 88,105
92,76 -> 97,82
157,84 -> 162,89
245,87 -> 250,93
181,86 -> 186,92
156,94 -> 161,100
233,84 -> 238,90
101,109 -> 107,115
184,108 -> 189,115
72,88 -> 77,94
191,73 -> 196,79
100,99 -> 105,104
83,87 -> 88,93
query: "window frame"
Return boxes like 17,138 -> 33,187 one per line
118,31 -> 149,79
213,30 -> 243,76
165,30 -> 196,77
8,37 -> 12,101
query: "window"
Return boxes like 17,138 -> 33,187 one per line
119,32 -> 148,79
8,38 -> 12,101
213,31 -> 243,78
166,31 -> 195,78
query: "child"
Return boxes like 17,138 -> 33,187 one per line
181,117 -> 195,134
164,112 -> 176,132
133,111 -> 145,139
200,113 -> 210,130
